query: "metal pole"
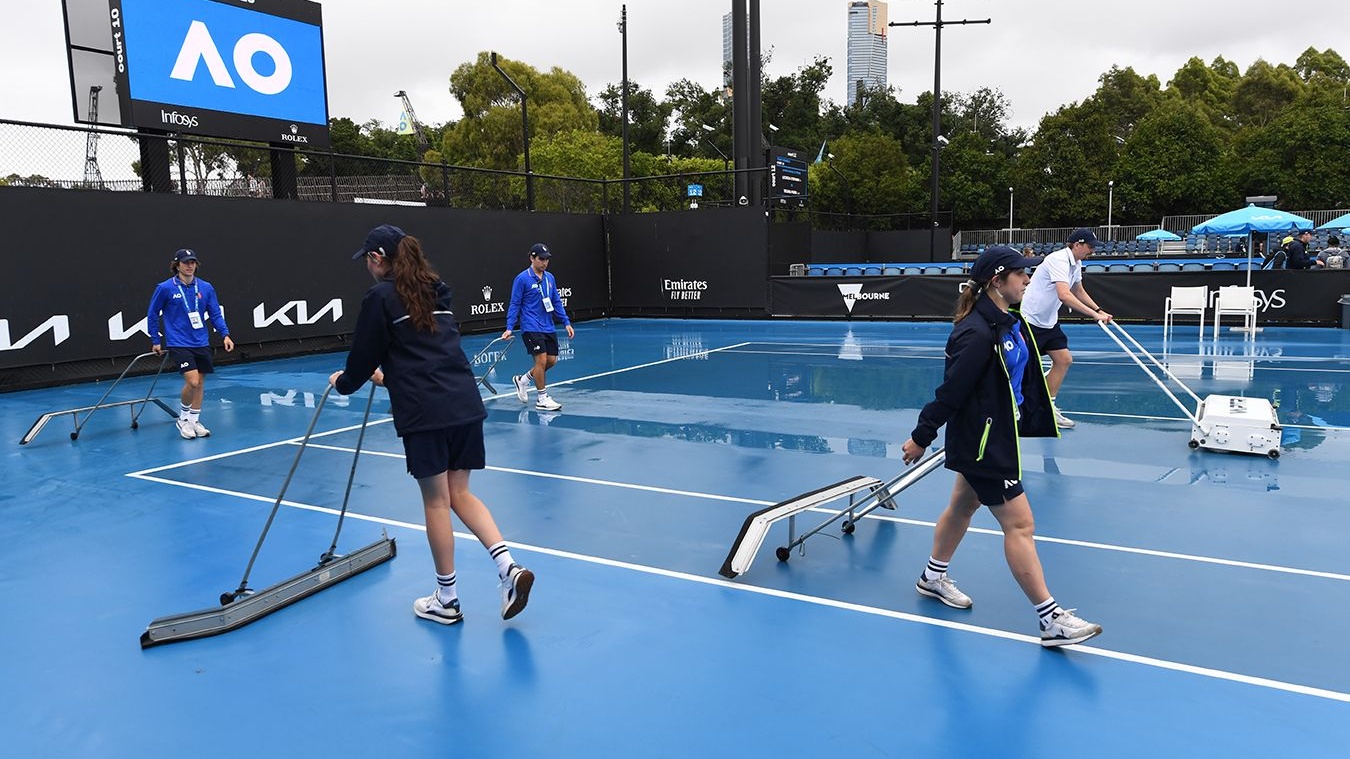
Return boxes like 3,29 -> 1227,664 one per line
1107,180 -> 1114,240
490,52 -> 532,211
731,0 -> 749,204
619,5 -> 631,214
1008,186 -> 1013,244
929,0 -> 943,260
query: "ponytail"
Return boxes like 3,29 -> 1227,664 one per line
390,236 -> 441,333
953,279 -> 984,323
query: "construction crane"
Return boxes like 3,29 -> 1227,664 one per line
84,85 -> 104,188
394,90 -> 429,154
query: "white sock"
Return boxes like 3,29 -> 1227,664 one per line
923,556 -> 949,582
1035,597 -> 1061,628
488,541 -> 515,578
188,408 -> 201,423
436,572 -> 458,605
179,403 -> 191,422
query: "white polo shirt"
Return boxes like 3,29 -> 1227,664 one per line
1020,247 -> 1082,328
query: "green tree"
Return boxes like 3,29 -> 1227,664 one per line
1232,95 -> 1350,208
596,81 -> 674,156
760,56 -> 832,154
808,131 -> 919,222
1232,59 -> 1304,128
442,52 -> 598,170
663,78 -> 731,159
1116,100 -> 1231,221
1166,56 -> 1240,129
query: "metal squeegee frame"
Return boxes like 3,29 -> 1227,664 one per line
21,351 -> 177,445
1097,321 -> 1202,425
140,383 -> 395,648
471,335 -> 515,394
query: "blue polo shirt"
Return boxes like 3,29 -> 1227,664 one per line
147,275 -> 229,348
505,267 -> 570,334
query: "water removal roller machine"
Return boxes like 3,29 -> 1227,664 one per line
140,384 -> 396,648
1098,321 -> 1281,458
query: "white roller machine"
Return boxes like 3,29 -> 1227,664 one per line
1099,322 -> 1281,458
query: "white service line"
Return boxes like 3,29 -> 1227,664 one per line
116,472 -> 1350,705
280,440 -> 1350,584
126,340 -> 752,478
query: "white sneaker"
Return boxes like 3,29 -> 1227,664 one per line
513,374 -> 530,404
915,574 -> 974,609
176,419 -> 197,439
535,395 -> 562,411
1040,608 -> 1102,647
413,593 -> 463,625
191,421 -> 211,437
1054,408 -> 1076,429
500,564 -> 534,620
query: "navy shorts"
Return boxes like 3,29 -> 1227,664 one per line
960,472 -> 1027,507
401,422 -> 486,479
168,346 -> 214,375
1029,323 -> 1069,353
521,331 -> 560,357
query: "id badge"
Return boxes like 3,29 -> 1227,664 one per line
542,296 -> 555,313
187,311 -> 204,329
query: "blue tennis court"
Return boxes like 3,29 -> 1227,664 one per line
4,318 -> 1350,757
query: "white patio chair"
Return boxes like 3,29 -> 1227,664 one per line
1163,285 -> 1208,341
1213,285 -> 1258,335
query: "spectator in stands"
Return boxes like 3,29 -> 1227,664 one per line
1264,236 -> 1292,269
1018,228 -> 1113,429
1286,230 -> 1314,270
330,224 -> 534,626
901,245 -> 1102,648
147,249 -> 234,439
1315,236 -> 1345,269
246,173 -> 262,198
1022,245 -> 1037,258
503,243 -> 574,412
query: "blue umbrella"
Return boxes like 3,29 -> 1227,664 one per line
1192,205 -> 1314,286
1316,211 -> 1350,230
1136,229 -> 1181,241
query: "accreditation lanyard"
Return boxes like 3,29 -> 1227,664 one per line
177,280 -> 204,330
536,271 -> 555,313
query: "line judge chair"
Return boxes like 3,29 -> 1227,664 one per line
1163,285 -> 1208,341
1213,285 -> 1258,336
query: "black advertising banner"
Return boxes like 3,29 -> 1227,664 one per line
0,187 -> 606,370
771,270 -> 1350,325
610,207 -> 769,311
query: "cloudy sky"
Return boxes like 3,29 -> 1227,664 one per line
2,0 -> 1340,138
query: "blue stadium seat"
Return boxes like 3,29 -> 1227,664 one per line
1181,262 -> 1206,272
1106,264 -> 1131,273
1158,263 -> 1182,272
923,266 -> 945,275
863,266 -> 882,276
825,266 -> 845,276
843,266 -> 864,277
1131,263 -> 1155,272
807,266 -> 825,276
943,265 -> 965,274
1212,261 -> 1237,271
1084,263 -> 1108,273
882,266 -> 902,275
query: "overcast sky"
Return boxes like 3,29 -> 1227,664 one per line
3,0 -> 1341,139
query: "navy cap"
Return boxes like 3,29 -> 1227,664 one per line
353,224 -> 407,260
1067,228 -> 1102,247
173,248 -> 199,263
529,243 -> 552,259
971,245 -> 1042,281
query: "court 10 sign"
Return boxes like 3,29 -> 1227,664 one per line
769,147 -> 808,208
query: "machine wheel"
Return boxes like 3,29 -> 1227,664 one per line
70,431 -> 79,441
775,547 -> 790,562
1188,439 -> 1200,449
131,421 -> 139,430
1268,449 -> 1280,459
841,520 -> 855,535
220,592 -> 234,606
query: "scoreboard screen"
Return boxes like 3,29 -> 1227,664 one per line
768,147 -> 808,208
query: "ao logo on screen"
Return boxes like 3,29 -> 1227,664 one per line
171,20 -> 293,95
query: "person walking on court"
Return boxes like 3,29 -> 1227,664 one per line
1018,228 -> 1113,429
503,243 -> 574,411
147,248 -> 234,439
330,224 -> 534,626
903,245 -> 1103,648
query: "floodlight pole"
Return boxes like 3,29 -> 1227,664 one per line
891,2 -> 991,261
1107,180 -> 1114,240
1007,186 -> 1014,244
619,6 -> 631,214
491,52 -> 533,211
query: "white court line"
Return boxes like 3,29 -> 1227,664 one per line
284,441 -> 1350,584
125,340 -> 753,479
119,472 -> 1350,705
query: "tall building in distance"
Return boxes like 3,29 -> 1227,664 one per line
722,12 -> 733,90
846,1 -> 888,107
